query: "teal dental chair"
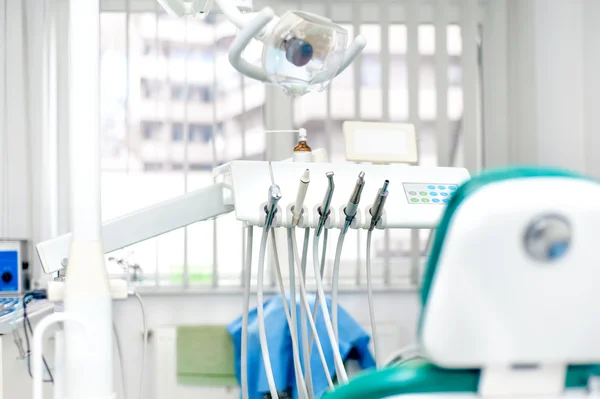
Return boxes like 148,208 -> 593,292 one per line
323,167 -> 600,399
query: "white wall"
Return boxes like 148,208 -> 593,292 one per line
112,290 -> 421,399
483,0 -> 600,175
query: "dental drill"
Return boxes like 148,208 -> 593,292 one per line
366,180 -> 390,367
332,172 -> 365,340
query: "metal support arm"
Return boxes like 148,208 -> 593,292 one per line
36,183 -> 233,274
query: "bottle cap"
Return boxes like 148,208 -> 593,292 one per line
298,128 -> 307,141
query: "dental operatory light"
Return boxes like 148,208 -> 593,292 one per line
157,0 -> 366,96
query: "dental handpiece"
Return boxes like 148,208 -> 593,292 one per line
265,185 -> 282,230
316,172 -> 335,237
369,180 -> 389,231
292,169 -> 310,227
343,171 -> 365,233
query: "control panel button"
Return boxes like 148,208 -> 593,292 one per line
432,199 -> 440,203
422,199 -> 430,203
448,186 -> 457,191
440,192 -> 449,197
409,191 -> 417,195
419,191 -> 427,196
438,185 -> 446,190
427,185 -> 436,190
430,192 -> 438,196
411,198 -> 419,203
443,199 -> 450,204
2,271 -> 13,284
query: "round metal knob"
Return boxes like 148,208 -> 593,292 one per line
524,214 -> 571,262
2,271 -> 13,284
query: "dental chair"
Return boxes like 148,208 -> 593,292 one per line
323,167 -> 600,399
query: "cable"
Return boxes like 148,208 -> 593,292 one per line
133,293 -> 147,399
22,292 -> 54,383
271,229 -> 309,399
312,231 -> 348,383
296,228 -> 314,397
307,228 -> 327,353
241,225 -> 254,399
331,171 -> 364,341
292,230 -> 334,390
366,229 -> 379,367
113,323 -> 127,399
257,227 -> 279,399
331,231 -> 346,341
366,180 -> 389,368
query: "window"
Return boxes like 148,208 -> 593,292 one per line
172,123 -> 184,141
100,1 -> 476,291
141,79 -> 161,99
100,8 -> 266,288
171,84 -> 185,101
142,121 -> 163,140
189,124 -> 212,143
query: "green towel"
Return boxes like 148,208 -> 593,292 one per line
176,325 -> 237,386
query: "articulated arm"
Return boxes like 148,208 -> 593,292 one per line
36,183 -> 234,274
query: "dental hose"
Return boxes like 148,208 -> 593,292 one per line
313,230 -> 349,383
270,229 -> 309,399
331,231 -> 346,340
366,180 -> 389,368
292,228 -> 334,392
241,226 -> 253,399
257,227 -> 279,399
365,228 -> 379,367
307,229 -> 328,354
296,228 -> 314,396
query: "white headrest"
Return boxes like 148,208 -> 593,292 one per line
421,176 -> 600,368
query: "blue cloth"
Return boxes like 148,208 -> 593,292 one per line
227,294 -> 376,399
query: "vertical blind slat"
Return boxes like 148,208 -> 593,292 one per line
211,24 -> 219,288
0,0 -> 7,237
380,0 -> 391,285
406,0 -> 421,286
435,0 -> 450,167
461,0 -> 480,173
183,16 -> 190,288
154,3 -> 160,288
352,1 -> 362,286
125,0 -> 131,173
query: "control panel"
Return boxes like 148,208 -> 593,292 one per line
0,242 -> 21,293
403,183 -> 458,205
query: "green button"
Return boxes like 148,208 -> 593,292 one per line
411,198 -> 419,203
419,192 -> 428,196
422,199 -> 430,203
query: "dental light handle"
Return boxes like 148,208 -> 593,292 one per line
292,169 -> 310,226
228,8 -> 275,83
33,313 -> 85,399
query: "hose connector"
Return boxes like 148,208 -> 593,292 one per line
343,171 -> 365,233
292,169 -> 310,227
369,180 -> 389,231
265,185 -> 282,230
317,172 -> 335,236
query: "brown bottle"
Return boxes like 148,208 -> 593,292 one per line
293,128 -> 313,162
